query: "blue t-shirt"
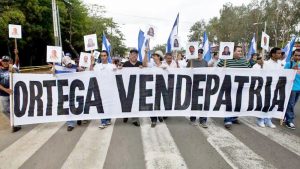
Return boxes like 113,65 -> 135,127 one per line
284,61 -> 300,91
0,68 -> 10,96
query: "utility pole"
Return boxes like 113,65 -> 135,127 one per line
52,0 -> 59,46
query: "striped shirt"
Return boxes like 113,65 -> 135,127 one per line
217,58 -> 251,68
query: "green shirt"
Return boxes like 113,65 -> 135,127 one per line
217,58 -> 251,68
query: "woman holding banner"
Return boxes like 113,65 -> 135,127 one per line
143,49 -> 167,128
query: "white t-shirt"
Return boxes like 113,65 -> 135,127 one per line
94,63 -> 116,71
263,59 -> 283,70
177,59 -> 187,68
147,61 -> 167,68
162,60 -> 178,68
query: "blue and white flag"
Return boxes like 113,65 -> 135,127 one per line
138,30 -> 150,62
247,33 -> 257,60
202,32 -> 211,62
284,36 -> 296,62
102,33 -> 112,63
166,13 -> 179,53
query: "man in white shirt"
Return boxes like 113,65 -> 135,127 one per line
91,50 -> 115,129
253,47 -> 282,128
163,52 -> 179,68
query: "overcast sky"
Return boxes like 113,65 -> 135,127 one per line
82,0 -> 252,48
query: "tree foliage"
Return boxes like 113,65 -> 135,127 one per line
0,0 -> 126,66
188,0 -> 300,48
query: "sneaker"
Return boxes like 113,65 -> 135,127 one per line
190,121 -> 198,126
151,122 -> 156,128
266,122 -> 276,128
224,124 -> 232,130
200,122 -> 208,128
77,120 -> 82,126
286,122 -> 296,130
257,121 -> 265,128
67,126 -> 74,131
132,121 -> 140,127
123,118 -> 128,123
107,121 -> 112,125
158,117 -> 163,122
83,120 -> 88,124
98,124 -> 107,129
12,126 -> 22,133
232,119 -> 241,124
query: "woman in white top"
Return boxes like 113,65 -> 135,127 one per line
142,49 -> 166,128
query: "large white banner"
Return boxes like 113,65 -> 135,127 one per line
12,68 -> 296,125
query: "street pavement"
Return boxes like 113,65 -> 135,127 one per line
0,106 -> 300,169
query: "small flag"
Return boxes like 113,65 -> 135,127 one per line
138,30 -> 150,61
247,33 -> 257,60
284,36 -> 296,62
202,32 -> 211,62
166,13 -> 179,53
102,33 -> 112,63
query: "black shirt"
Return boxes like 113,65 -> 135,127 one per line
123,61 -> 142,67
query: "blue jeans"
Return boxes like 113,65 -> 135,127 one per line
67,121 -> 75,127
100,119 -> 111,125
224,117 -> 238,124
285,91 -> 300,123
257,118 -> 272,124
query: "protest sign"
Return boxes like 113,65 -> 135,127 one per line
219,42 -> 234,60
9,24 -> 22,39
186,42 -> 198,59
47,46 -> 62,63
12,68 -> 295,125
84,34 -> 98,51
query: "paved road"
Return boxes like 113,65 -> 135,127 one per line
0,107 -> 300,169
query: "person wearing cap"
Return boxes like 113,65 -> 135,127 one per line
121,48 -> 142,127
143,49 -> 167,128
186,48 -> 208,128
52,53 -> 83,131
0,55 -> 21,132
91,50 -> 116,129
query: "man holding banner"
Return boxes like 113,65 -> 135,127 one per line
187,49 -> 208,128
121,49 -> 143,127
92,50 -> 115,129
0,55 -> 21,132
217,46 -> 251,130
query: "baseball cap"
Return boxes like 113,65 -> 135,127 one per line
130,48 -> 138,54
1,56 -> 11,61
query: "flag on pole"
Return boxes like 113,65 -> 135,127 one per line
102,33 -> 112,63
202,32 -> 211,62
247,33 -> 257,60
284,36 -> 296,62
166,13 -> 179,53
138,30 -> 150,61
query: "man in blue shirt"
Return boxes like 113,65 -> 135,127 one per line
0,55 -> 21,132
284,49 -> 300,129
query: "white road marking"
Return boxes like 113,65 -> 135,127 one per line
140,118 -> 188,169
0,122 -> 64,169
61,120 -> 115,169
192,118 -> 276,169
241,117 -> 300,156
